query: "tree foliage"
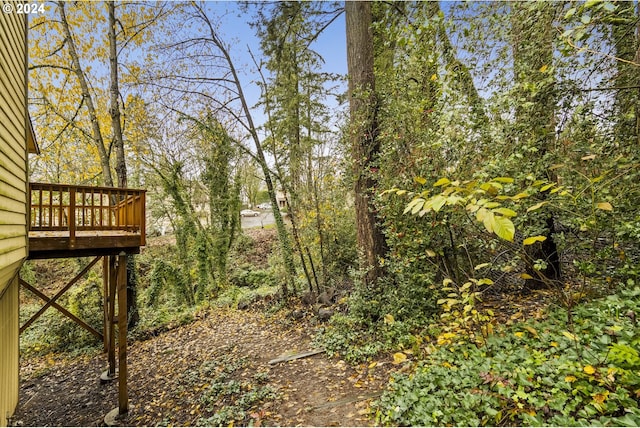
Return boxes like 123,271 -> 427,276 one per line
26,4 -> 640,424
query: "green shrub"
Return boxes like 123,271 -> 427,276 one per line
316,256 -> 440,364
228,264 -> 276,289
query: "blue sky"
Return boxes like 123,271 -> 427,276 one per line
207,1 -> 348,123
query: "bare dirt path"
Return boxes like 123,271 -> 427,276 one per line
11,308 -> 390,427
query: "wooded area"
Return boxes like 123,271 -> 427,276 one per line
18,1 -> 640,426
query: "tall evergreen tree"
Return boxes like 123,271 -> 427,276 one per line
253,2 -> 342,289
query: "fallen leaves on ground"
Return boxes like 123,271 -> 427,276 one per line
13,307 -> 390,427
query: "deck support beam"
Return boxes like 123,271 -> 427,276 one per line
19,256 -> 102,335
19,278 -> 103,341
103,253 -> 129,418
19,252 -> 130,419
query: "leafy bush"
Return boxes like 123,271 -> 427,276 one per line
317,256 -> 440,364
375,287 -> 640,426
228,264 -> 276,289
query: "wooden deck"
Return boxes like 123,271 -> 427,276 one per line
21,182 -> 145,416
28,183 -> 146,259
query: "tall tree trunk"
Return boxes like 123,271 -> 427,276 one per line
290,47 -> 302,201
346,1 -> 388,284
109,2 -> 127,189
108,2 -> 138,327
58,1 -> 113,187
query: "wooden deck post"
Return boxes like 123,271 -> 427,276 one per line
68,187 -> 76,247
117,252 -> 128,414
101,255 -> 117,380
102,256 -> 109,353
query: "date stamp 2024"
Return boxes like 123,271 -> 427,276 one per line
2,2 -> 46,15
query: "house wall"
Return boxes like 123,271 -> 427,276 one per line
0,278 -> 19,427
0,4 -> 28,426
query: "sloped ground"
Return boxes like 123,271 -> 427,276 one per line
12,308 -> 390,427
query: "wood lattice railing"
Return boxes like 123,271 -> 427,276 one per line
29,183 -> 146,245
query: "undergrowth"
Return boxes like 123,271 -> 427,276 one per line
195,355 -> 278,427
374,287 -> 640,426
315,260 -> 439,364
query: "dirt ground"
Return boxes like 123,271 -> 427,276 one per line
11,307 -> 391,427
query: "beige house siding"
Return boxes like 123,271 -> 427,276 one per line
0,2 -> 28,286
0,3 -> 28,426
0,276 -> 19,427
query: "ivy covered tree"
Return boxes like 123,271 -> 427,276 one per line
510,2 -> 562,288
346,1 -> 388,285
145,112 -> 241,304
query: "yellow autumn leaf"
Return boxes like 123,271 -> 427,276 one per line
393,352 -> 407,365
583,365 -> 596,375
384,314 -> 395,325
437,332 -> 457,345
493,207 -> 517,218
512,192 -> 529,200
565,375 -> 577,383
539,64 -> 548,73
492,176 -> 514,183
523,235 -> 547,246
592,391 -> 608,404
550,341 -> 559,347
433,177 -> 451,187
596,202 -> 613,211
413,176 -> 427,185
490,214 -> 515,241
527,201 -> 549,212
368,361 -> 377,369
562,331 -> 578,341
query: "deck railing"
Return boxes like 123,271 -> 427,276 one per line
29,183 -> 146,245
